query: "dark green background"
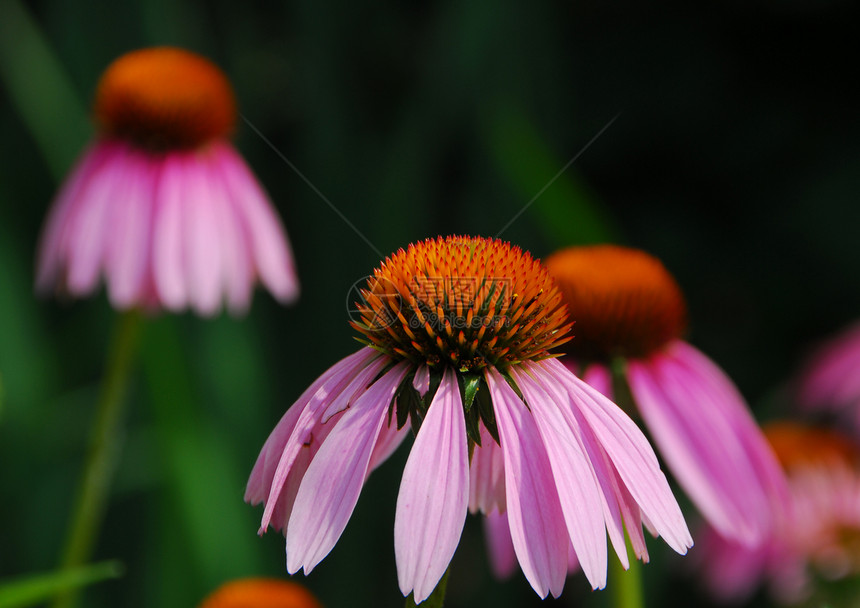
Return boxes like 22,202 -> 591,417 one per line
1,0 -> 859,606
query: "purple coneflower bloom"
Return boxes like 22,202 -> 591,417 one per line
36,47 -> 298,315
246,236 -> 691,603
544,245 -> 788,547
700,422 -> 860,604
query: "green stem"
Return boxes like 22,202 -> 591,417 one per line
405,567 -> 450,608
610,539 -> 645,608
52,310 -> 142,608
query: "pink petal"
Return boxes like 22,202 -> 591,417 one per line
572,362 -> 650,562
259,349 -> 385,531
245,397 -> 305,507
105,148 -> 155,308
369,414 -> 410,473
182,154 -> 223,316
524,361 -> 630,568
628,341 -> 787,545
153,154 -> 188,310
413,364 -> 430,396
486,366 -> 568,598
542,358 -> 693,555
205,151 -> 253,314
65,143 -> 131,296
320,357 -> 390,422
511,365 -> 608,589
216,143 -> 299,304
245,348 -> 379,506
395,367 -> 469,603
286,361 -> 410,574
468,424 -> 506,515
696,524 -> 769,603
36,141 -> 114,293
483,510 -> 517,580
582,362 -> 613,397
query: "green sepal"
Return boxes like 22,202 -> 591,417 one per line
461,373 -> 482,412
409,408 -> 424,437
393,375 -> 422,430
475,381 -> 500,445
465,407 -> 483,447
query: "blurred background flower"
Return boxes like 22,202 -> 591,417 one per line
199,578 -> 322,608
1,0 -> 859,607
36,46 -> 298,316
698,422 -> 860,606
544,245 -> 788,548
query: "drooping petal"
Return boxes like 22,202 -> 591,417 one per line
217,143 -> 299,304
65,143 -> 131,296
535,360 -> 631,568
469,424 -> 506,515
582,362 -> 613,397
36,141 -> 114,293
628,341 -> 787,545
259,349 -> 386,532
369,413 -> 410,473
412,364 -> 430,397
542,358 -> 693,555
395,367 -> 469,603
483,510 -> 517,580
320,356 -> 390,422
105,147 -> 155,308
571,360 -> 650,562
486,367 -> 568,598
183,154 -> 223,316
153,153 -> 188,310
511,365 -> 608,589
286,361 -> 410,574
205,149 -> 254,314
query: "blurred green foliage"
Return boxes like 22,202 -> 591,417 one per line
1,0 -> 860,607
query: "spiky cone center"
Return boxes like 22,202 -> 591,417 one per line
94,47 -> 236,150
199,578 -> 323,608
545,244 -> 687,361
763,421 -> 860,473
351,235 -> 572,373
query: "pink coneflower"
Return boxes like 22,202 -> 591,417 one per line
246,236 -> 692,603
544,245 -> 788,547
36,47 -> 298,315
798,321 -> 860,432
198,578 -> 322,608
700,422 -> 860,604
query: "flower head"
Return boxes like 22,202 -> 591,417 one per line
247,236 -> 691,603
699,422 -> 860,604
198,578 -> 322,608
37,47 -> 298,315
545,245 -> 788,546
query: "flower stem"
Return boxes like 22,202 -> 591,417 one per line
610,538 -> 645,608
405,567 -> 450,608
52,310 -> 142,608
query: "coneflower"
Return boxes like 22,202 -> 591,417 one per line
247,235 -> 691,603
36,47 -> 298,315
544,244 -> 788,547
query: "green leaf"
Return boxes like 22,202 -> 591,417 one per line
0,561 -> 123,608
